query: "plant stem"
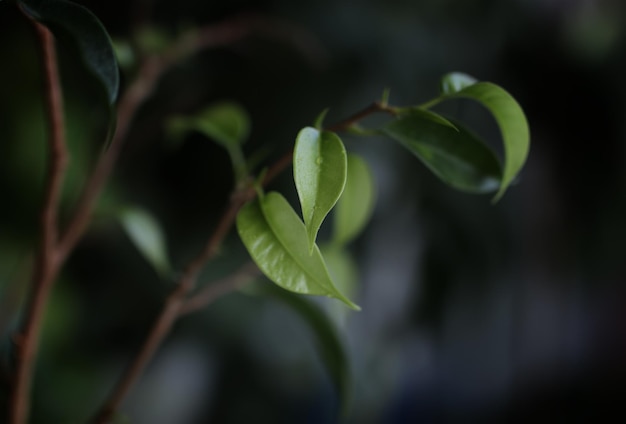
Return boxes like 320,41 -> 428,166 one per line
10,21 -> 67,424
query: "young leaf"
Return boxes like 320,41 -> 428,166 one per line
381,108 -> 502,193
236,192 -> 359,310
167,102 -> 250,181
20,0 -> 119,105
440,72 -> 478,94
333,154 -> 376,246
445,82 -> 530,202
119,208 -> 171,279
294,127 -> 347,252
189,102 -> 250,148
248,282 -> 352,415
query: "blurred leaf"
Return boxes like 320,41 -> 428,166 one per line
119,208 -> 171,278
166,102 -> 250,181
381,109 -> 502,193
397,107 -> 458,131
236,192 -> 360,310
294,127 -> 347,252
314,108 -> 329,130
333,154 -> 376,246
20,0 -> 119,105
134,25 -> 171,55
440,72 -> 477,94
249,281 -> 352,416
321,244 -> 359,328
186,102 -> 250,148
437,77 -> 530,201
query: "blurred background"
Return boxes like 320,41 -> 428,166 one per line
1,0 -> 626,422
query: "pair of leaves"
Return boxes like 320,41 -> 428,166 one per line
236,192 -> 360,310
382,72 -> 529,201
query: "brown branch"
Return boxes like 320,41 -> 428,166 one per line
10,22 -> 68,424
180,262 -> 261,315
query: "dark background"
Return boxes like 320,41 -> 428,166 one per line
1,0 -> 626,422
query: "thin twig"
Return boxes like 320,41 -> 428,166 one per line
10,21 -> 67,424
181,262 -> 261,315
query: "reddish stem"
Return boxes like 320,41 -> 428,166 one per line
10,22 -> 68,424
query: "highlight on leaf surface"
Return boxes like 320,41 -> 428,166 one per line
333,154 -> 376,246
440,72 -> 478,94
119,207 -> 171,279
19,0 -> 120,105
382,108 -> 502,193
236,192 -> 359,310
293,127 -> 347,252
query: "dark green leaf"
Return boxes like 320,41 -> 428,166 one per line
20,0 -> 119,105
382,109 -> 502,193
119,208 -> 171,278
333,154 -> 376,246
248,281 -> 351,415
446,82 -> 530,202
236,192 -> 359,310
294,127 -> 347,252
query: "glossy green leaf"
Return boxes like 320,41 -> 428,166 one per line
20,0 -> 119,105
333,154 -> 376,246
236,192 -> 359,310
440,72 -> 478,94
248,281 -> 351,414
445,82 -> 530,202
119,208 -> 171,278
294,127 -> 347,252
382,108 -> 502,193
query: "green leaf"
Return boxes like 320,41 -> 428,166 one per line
236,192 -> 359,310
119,208 -> 171,278
445,82 -> 530,202
294,127 -> 347,252
321,244 -> 359,329
440,72 -> 478,94
248,282 -> 351,415
381,108 -> 502,193
20,0 -> 119,105
189,102 -> 250,148
333,154 -> 376,246
167,102 -> 250,181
